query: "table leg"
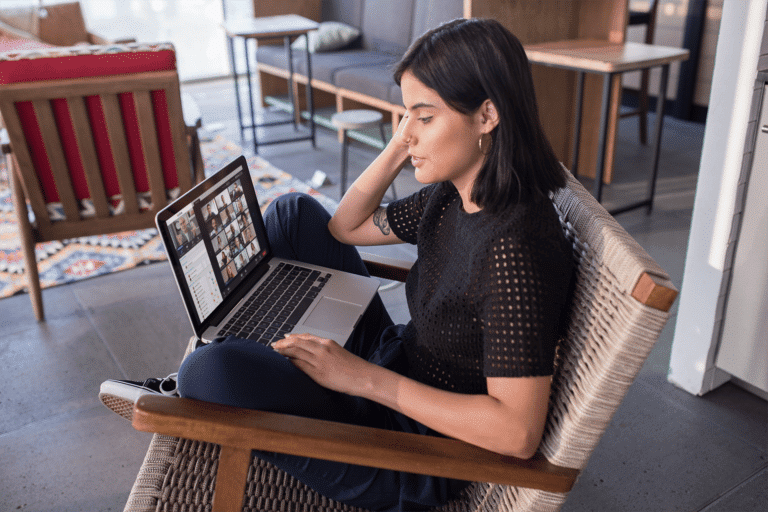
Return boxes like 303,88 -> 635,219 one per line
571,71 -> 585,174
285,36 -> 297,131
381,123 -> 395,199
647,63 -> 670,214
340,130 -> 349,196
593,73 -> 614,203
607,64 -> 670,216
228,36 -> 244,143
305,32 -> 316,148
243,38 -> 258,154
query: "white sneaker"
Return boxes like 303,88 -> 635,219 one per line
99,373 -> 178,421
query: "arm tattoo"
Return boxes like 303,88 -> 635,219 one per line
373,207 -> 391,236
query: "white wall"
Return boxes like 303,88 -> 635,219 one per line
668,0 -> 768,395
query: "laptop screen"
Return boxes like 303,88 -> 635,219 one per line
156,156 -> 271,332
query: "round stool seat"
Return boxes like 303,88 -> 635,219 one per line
331,109 -> 383,130
331,109 -> 395,201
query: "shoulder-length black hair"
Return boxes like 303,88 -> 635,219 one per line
393,18 -> 566,213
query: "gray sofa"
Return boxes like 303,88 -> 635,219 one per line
255,0 -> 464,134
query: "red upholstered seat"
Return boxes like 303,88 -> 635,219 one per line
0,44 -> 181,218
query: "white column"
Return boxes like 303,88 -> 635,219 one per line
668,0 -> 768,395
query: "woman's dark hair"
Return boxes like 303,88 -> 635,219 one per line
394,18 -> 566,212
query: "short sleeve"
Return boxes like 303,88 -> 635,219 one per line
479,228 -> 572,378
386,184 -> 438,245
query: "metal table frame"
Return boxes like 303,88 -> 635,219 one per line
526,40 -> 689,215
224,15 -> 319,154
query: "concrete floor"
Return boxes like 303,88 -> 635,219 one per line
1,77 -> 766,511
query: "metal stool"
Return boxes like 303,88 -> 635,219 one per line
331,109 -> 396,200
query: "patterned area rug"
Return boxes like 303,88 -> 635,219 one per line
0,136 -> 336,299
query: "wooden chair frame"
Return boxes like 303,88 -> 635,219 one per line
1,67 -> 195,321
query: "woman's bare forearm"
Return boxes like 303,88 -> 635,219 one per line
358,363 -> 551,459
273,333 -> 550,459
328,134 -> 409,245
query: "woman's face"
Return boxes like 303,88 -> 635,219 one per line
399,71 -> 496,199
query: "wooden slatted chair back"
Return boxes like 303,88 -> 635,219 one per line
0,43 -> 193,241
0,43 -> 195,320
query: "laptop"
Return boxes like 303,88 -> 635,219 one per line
155,155 -> 380,347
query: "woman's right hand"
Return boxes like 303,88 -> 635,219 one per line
388,113 -> 411,164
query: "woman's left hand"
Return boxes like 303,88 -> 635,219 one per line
272,333 -> 372,395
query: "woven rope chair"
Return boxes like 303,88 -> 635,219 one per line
123,169 -> 677,512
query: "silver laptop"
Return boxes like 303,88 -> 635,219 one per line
155,155 -> 380,347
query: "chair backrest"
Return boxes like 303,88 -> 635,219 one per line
628,0 -> 659,44
460,170 -> 676,512
0,43 -> 193,241
0,1 -> 91,46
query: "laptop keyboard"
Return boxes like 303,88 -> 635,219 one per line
217,262 -> 330,346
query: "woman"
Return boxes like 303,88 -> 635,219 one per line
112,18 -> 573,512
273,15 -> 571,454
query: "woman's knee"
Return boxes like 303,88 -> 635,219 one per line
264,193 -> 335,261
177,340 -> 242,404
265,193 -> 331,235
264,193 -> 367,275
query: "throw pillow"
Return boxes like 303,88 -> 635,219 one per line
290,21 -> 360,53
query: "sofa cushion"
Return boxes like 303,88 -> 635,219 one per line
256,45 -> 292,70
389,83 -> 404,106
257,46 -> 394,84
322,0 -> 364,29
360,0 -> 413,55
411,0 -> 464,42
334,63 -> 401,103
305,49 -> 396,84
290,21 -> 360,53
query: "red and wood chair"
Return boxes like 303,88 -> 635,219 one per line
120,169 -> 678,512
0,43 -> 202,321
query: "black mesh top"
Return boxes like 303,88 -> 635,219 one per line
386,182 -> 573,395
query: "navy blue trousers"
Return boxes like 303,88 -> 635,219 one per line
178,193 -> 468,512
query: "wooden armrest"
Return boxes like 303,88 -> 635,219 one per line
132,395 -> 578,493
360,252 -> 413,283
631,272 -> 678,312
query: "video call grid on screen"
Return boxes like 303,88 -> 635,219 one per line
202,178 -> 261,283
165,165 -> 267,323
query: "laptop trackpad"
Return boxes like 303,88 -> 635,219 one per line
303,297 -> 363,332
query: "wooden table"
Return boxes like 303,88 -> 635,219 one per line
526,39 -> 689,214
223,14 -> 319,154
